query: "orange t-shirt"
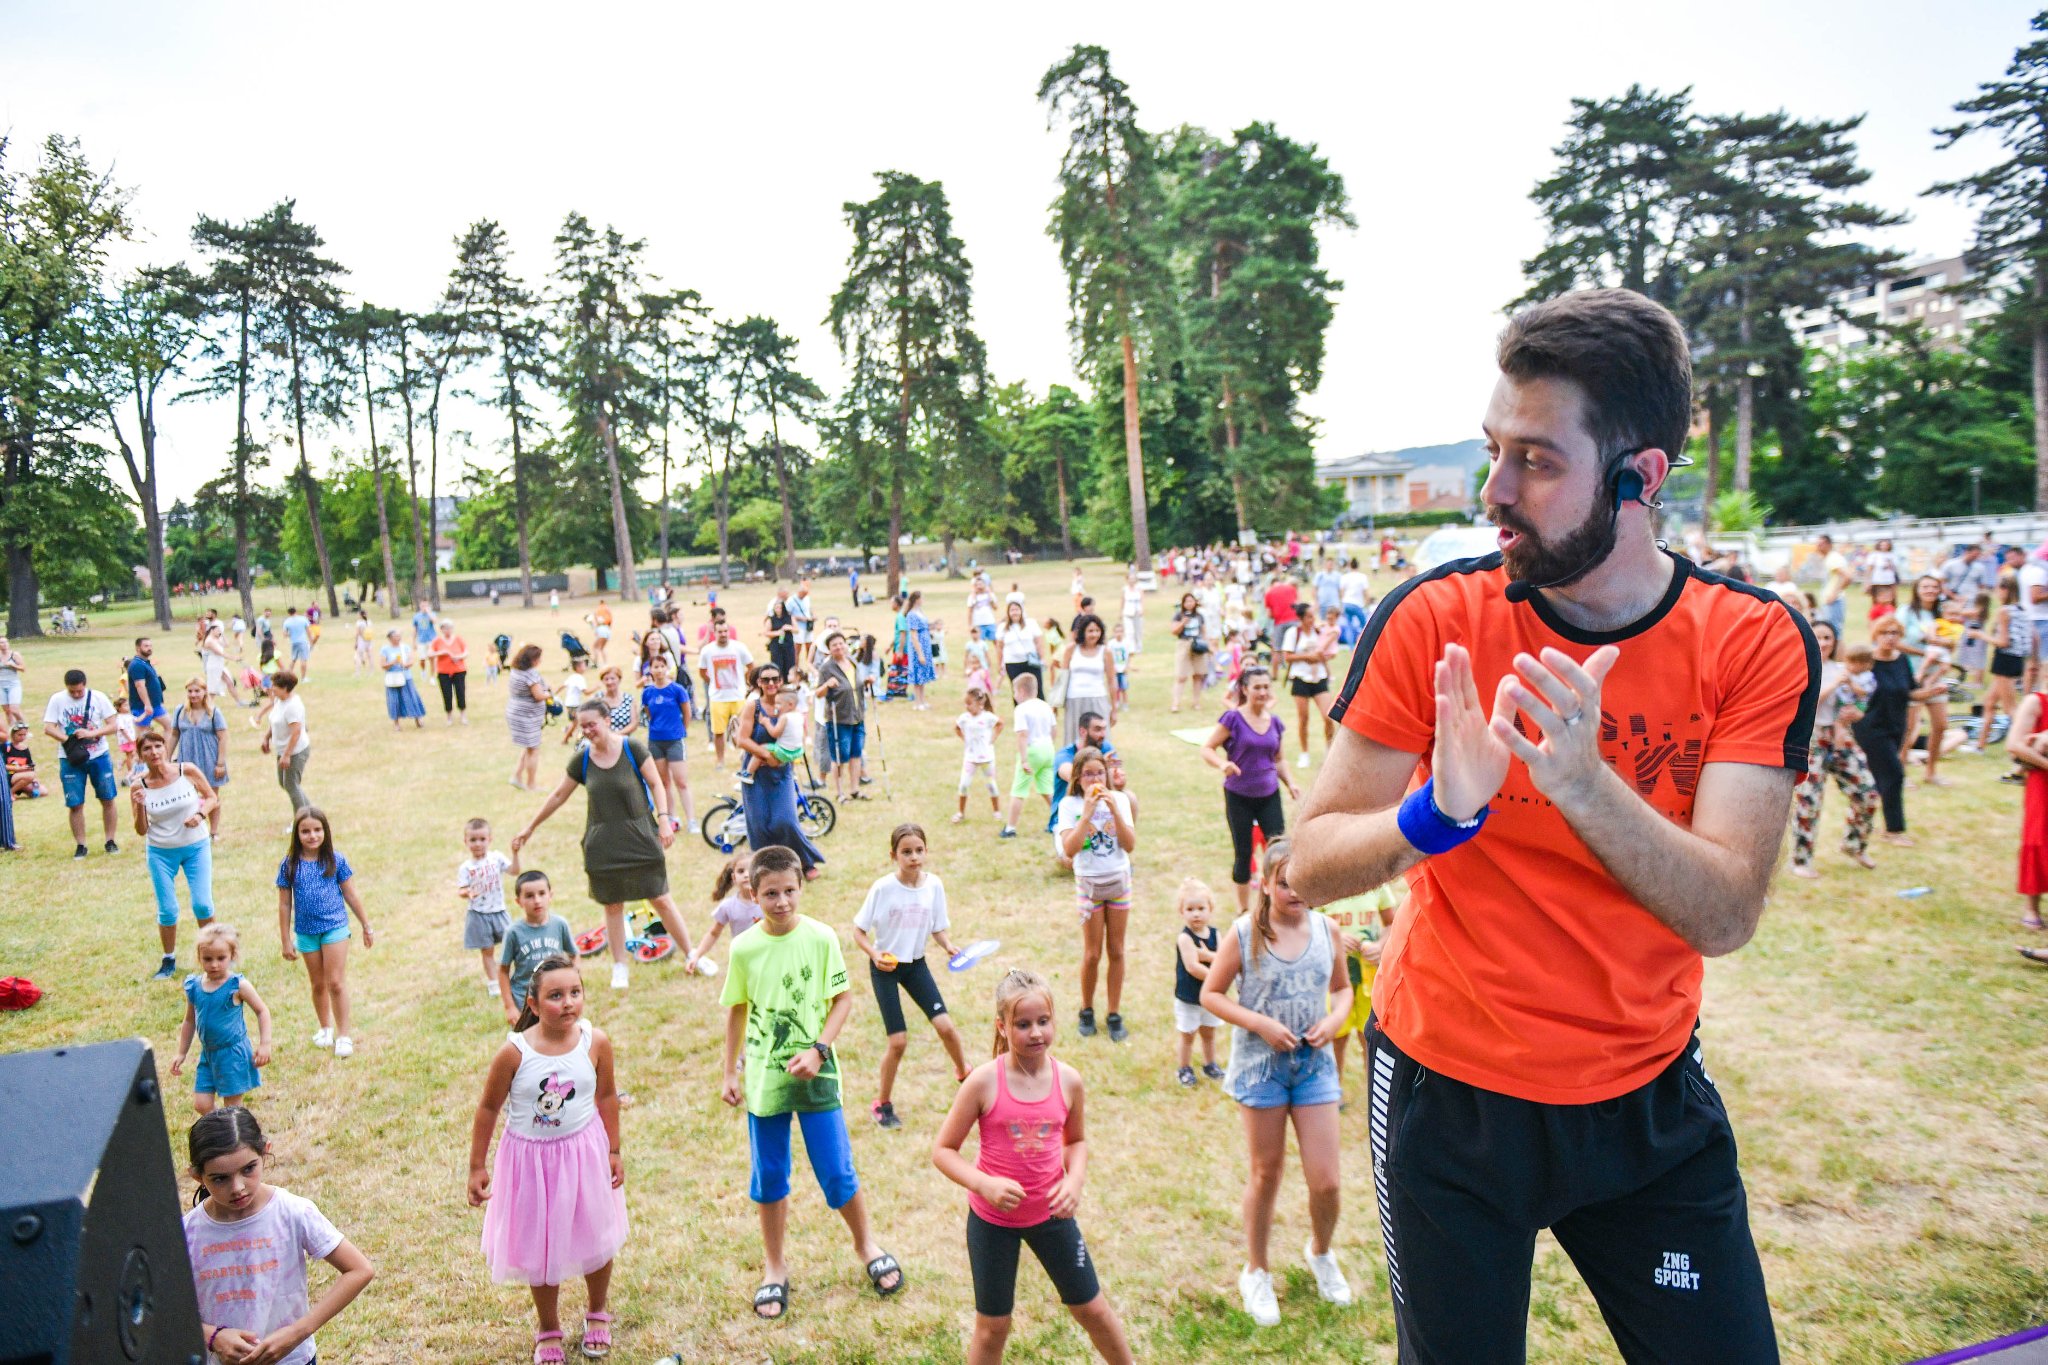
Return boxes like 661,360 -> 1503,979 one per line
432,634 -> 467,676
1332,551 -> 1817,1105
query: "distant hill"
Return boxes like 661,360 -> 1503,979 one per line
1362,438 -> 1487,471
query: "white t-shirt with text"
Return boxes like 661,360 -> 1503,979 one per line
184,1188 -> 343,1365
697,642 -> 755,703
1055,790 -> 1133,880
43,688 -> 115,761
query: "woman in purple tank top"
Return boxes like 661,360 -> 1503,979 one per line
1201,666 -> 1301,911
932,969 -> 1134,1363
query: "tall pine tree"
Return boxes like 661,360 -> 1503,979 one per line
447,220 -> 545,604
1931,10 -> 2048,511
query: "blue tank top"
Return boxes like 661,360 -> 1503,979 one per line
184,974 -> 250,1053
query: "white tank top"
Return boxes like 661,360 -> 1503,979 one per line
141,770 -> 209,849
1066,645 -> 1109,699
503,1019 -> 599,1139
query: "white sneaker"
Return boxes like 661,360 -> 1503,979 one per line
332,1036 -> 354,1059
687,820 -> 700,836
1304,1241 -> 1353,1305
610,962 -> 630,990
311,1027 -> 333,1049
1296,751 -> 1312,769
483,978 -> 500,992
1238,1265 -> 1280,1327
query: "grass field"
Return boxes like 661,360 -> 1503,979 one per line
4,557 -> 2046,1364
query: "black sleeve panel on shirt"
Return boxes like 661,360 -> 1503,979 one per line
1691,566 -> 1822,771
1329,553 -> 1501,725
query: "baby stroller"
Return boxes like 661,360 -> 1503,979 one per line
559,629 -> 590,664
492,634 -> 512,668
883,650 -> 910,701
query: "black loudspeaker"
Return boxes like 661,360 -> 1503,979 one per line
0,1039 -> 203,1365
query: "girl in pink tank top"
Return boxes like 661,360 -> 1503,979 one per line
932,969 -> 1134,1362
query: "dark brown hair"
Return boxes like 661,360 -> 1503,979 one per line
187,1107 -> 267,1207
1497,288 -> 1693,470
512,643 -> 543,671
749,843 -> 802,885
513,954 -> 580,1031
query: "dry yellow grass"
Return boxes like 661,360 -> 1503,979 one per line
3,556 -> 2045,1363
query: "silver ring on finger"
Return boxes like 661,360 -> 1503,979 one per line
1564,710 -> 1584,727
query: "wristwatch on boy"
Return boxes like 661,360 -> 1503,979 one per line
810,1041 -> 833,1064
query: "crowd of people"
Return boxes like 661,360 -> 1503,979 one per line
16,284 -> 2048,1363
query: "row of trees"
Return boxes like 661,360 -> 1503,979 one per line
1516,11 -> 2048,521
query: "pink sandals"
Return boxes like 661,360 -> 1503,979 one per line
533,1330 -> 565,1365
580,1312 -> 613,1359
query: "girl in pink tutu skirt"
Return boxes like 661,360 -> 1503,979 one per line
468,954 -> 627,1362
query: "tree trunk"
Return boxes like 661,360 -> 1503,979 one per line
232,289 -> 255,625
942,529 -> 958,579
360,336 -> 400,618
503,343 -> 534,607
658,389 -> 672,585
767,394 -> 798,580
108,396 -> 173,630
1222,378 -> 1249,535
1703,388 -> 1722,523
887,465 -> 905,600
2034,271 -> 2048,514
890,311 -> 912,600
596,407 -> 638,597
1734,307 -> 1755,494
1118,311 -> 1151,571
287,324 -> 339,615
1054,443 -> 1074,559
4,360 -> 42,637
396,327 -> 429,612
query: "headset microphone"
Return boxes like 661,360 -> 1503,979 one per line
1502,462 -> 1648,605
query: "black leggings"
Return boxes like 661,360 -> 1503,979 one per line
965,1211 -> 1100,1317
1224,787 -> 1287,885
1857,723 -> 1906,832
437,671 -> 467,714
1004,660 -> 1044,698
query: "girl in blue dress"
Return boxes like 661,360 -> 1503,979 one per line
381,630 -> 428,728
906,590 -> 936,709
171,923 -> 274,1115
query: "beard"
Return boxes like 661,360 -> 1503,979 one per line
1490,490 -> 1617,590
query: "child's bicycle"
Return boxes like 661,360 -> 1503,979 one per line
574,908 -> 677,963
699,755 -> 837,853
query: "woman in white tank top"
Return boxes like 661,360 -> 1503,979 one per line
130,729 -> 218,979
1061,614 -> 1115,748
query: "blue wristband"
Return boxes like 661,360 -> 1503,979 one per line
1396,778 -> 1488,856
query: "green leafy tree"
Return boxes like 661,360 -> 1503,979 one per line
987,380 -> 1090,556
1681,111 -> 1899,491
551,214 -> 652,597
693,495 -> 783,572
0,134 -> 132,634
413,308 -> 475,610
724,315 -> 824,578
85,264 -> 203,628
1170,122 -> 1352,534
190,210 -> 276,622
1931,10 -> 2048,510
827,171 -> 983,597
338,304 -> 403,616
811,372 -> 895,557
640,289 -> 710,584
246,201 -> 349,615
451,464 -> 520,572
447,219 -> 546,605
1516,86 -> 1703,308
1040,45 -> 1169,572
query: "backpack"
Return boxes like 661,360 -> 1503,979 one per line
578,742 -> 657,818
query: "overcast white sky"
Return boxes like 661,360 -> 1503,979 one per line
1,0 -> 2028,506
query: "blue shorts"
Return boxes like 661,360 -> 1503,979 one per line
135,703 -> 167,727
1115,672 -> 1127,693
977,624 -> 997,642
195,1043 -> 261,1098
294,925 -> 351,955
1229,1045 -> 1342,1110
290,642 -> 312,661
59,751 -> 116,807
646,736 -> 687,762
747,1108 -> 859,1208
828,721 -> 865,764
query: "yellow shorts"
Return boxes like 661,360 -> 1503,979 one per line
1337,957 -> 1375,1038
709,699 -> 742,740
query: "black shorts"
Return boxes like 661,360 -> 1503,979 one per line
1289,676 -> 1329,698
1366,1016 -> 1778,1364
1993,649 -> 2026,679
965,1211 -> 1100,1317
869,956 -> 947,1036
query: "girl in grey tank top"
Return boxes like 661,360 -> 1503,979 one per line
1222,903 -> 1338,1102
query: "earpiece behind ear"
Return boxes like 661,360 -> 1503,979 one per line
1615,467 -> 1646,509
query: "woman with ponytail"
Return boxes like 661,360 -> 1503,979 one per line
931,969 -> 1134,1364
1197,838 -> 1356,1328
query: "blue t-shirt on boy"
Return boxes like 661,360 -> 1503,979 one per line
276,853 -> 354,935
641,682 -> 688,742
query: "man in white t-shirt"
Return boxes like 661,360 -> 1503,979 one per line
1338,558 -> 1372,641
696,621 -> 755,769
1813,534 -> 1850,634
2020,549 -> 2048,691
42,668 -> 120,857
1000,673 -> 1059,838
262,671 -> 313,816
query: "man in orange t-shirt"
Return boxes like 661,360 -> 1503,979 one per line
1296,290 -> 1812,1364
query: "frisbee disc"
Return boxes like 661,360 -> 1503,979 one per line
696,956 -> 719,977
948,939 -> 1001,972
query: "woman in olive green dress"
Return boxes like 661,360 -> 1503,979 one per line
511,700 -> 699,990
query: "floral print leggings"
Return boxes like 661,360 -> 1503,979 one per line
1792,732 -> 1879,867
